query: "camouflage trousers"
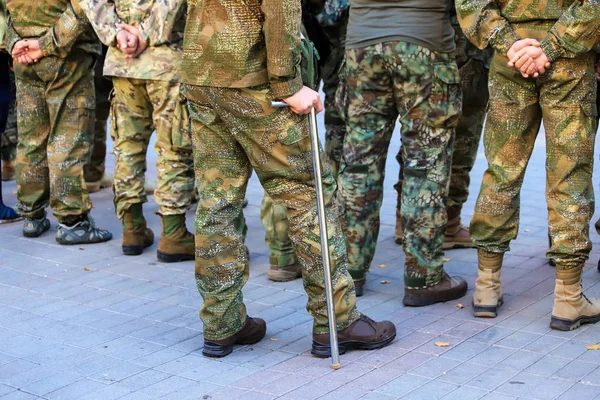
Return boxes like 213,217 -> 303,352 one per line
338,41 -> 461,287
471,52 -> 597,269
260,193 -> 298,267
84,46 -> 112,183
0,67 -> 17,164
322,18 -> 348,179
13,51 -> 96,220
395,53 -> 489,212
111,77 -> 193,219
183,83 -> 359,340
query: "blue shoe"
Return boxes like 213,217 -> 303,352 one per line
0,202 -> 20,223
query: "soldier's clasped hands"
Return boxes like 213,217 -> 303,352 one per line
11,39 -> 43,65
506,38 -> 551,78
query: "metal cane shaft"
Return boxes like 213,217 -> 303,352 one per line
271,102 -> 340,368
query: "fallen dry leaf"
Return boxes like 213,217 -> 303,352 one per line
269,338 -> 278,341
378,264 -> 387,269
444,257 -> 451,262
79,247 -> 84,250
525,229 -> 531,232
435,342 -> 450,347
586,344 -> 600,350
457,304 -> 464,309
84,267 -> 91,271
380,280 -> 390,284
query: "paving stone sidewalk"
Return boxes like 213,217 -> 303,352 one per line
0,116 -> 599,400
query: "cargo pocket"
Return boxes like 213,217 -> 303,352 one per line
170,94 -> 193,152
429,62 -> 462,129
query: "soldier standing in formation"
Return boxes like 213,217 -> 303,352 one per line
6,0 -> 113,244
337,0 -> 467,305
394,6 -> 493,253
80,0 -> 196,261
181,0 -> 396,358
456,0 -> 600,330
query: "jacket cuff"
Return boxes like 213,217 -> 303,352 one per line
38,32 -> 58,58
271,75 -> 303,100
540,36 -> 564,63
490,25 -> 521,56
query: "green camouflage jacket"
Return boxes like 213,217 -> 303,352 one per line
79,0 -> 185,81
455,0 -> 600,62
181,0 -> 303,99
5,0 -> 100,57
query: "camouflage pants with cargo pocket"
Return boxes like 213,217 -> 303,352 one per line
470,52 -> 597,269
111,77 -> 194,219
183,83 -> 360,341
338,41 -> 462,287
14,51 -> 95,221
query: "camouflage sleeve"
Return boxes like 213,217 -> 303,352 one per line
79,0 -> 122,47
540,0 -> 600,62
137,0 -> 186,46
5,18 -> 21,55
261,0 -> 303,99
455,0 -> 521,55
38,4 -> 87,57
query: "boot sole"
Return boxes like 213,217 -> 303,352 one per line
267,270 -> 302,282
473,296 -> 504,318
123,240 -> 153,256
202,330 -> 266,358
56,236 -> 113,245
311,333 -> 396,358
157,251 -> 195,263
550,313 -> 600,331
403,288 -> 468,307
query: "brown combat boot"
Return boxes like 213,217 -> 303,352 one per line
395,208 -> 403,244
550,267 -> 600,331
203,317 -> 267,358
443,205 -> 475,250
268,263 -> 302,282
1,160 -> 15,181
122,204 -> 154,255
312,314 -> 396,357
473,250 -> 504,318
157,214 -> 195,263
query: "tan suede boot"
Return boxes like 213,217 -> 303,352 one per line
473,250 -> 504,318
157,214 -> 195,263
122,204 -> 154,255
550,267 -> 600,331
395,208 -> 403,244
1,160 -> 15,181
443,205 -> 475,250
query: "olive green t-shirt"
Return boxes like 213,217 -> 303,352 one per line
346,0 -> 455,53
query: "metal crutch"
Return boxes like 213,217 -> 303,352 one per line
271,101 -> 341,369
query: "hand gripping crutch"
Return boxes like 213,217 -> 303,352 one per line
271,101 -> 341,369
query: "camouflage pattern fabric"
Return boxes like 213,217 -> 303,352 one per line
322,15 -> 348,179
6,0 -> 100,58
0,71 -> 17,164
182,0 -> 303,99
182,82 -> 360,340
13,51 -> 95,221
455,0 -> 600,60
84,46 -> 112,183
338,41 -> 461,288
316,0 -> 348,27
111,77 -> 194,219
395,14 -> 492,213
260,193 -> 298,268
470,52 -> 597,269
79,0 -> 185,82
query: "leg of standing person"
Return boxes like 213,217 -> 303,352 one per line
470,53 -> 600,330
185,83 -> 395,357
15,52 -> 112,243
85,45 -> 113,193
339,41 -> 467,303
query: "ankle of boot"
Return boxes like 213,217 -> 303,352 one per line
124,203 -> 145,231
555,266 -> 582,286
162,214 -> 186,236
477,250 -> 503,272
